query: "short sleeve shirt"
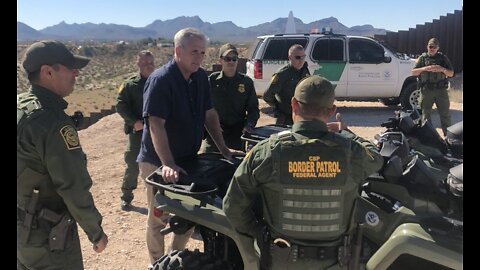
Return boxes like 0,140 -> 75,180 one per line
137,59 -> 212,166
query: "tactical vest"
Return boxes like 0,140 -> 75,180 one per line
264,131 -> 356,242
418,52 -> 448,87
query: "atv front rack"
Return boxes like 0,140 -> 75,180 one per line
241,124 -> 289,145
144,152 -> 241,198
145,169 -> 219,196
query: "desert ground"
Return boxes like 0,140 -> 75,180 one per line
17,42 -> 463,269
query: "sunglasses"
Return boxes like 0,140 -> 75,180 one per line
428,45 -> 438,49
223,56 -> 238,62
293,55 -> 306,60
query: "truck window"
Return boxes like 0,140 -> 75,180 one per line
312,39 -> 344,61
349,39 -> 385,63
248,38 -> 264,60
263,38 -> 308,60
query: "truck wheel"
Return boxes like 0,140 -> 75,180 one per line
400,83 -> 420,110
380,97 -> 400,106
152,249 -> 233,270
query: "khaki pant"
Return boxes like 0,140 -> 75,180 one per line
139,162 -> 194,264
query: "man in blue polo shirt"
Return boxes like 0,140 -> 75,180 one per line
137,27 -> 244,268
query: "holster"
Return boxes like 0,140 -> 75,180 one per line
255,223 -> 271,270
38,209 -> 74,251
19,189 -> 40,245
50,213 -> 74,251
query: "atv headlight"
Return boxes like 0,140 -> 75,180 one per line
447,172 -> 463,197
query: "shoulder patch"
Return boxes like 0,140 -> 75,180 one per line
117,82 -> 125,94
60,125 -> 81,150
271,74 -> 279,84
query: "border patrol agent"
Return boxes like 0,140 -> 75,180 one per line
116,50 -> 155,211
263,44 -> 310,126
411,38 -> 454,136
224,75 -> 383,269
17,40 -> 108,270
201,43 -> 260,152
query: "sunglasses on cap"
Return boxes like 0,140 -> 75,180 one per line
428,45 -> 438,49
222,56 -> 238,62
293,55 -> 306,60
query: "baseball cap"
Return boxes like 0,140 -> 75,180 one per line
218,43 -> 238,58
428,38 -> 439,47
22,40 -> 90,74
294,75 -> 335,107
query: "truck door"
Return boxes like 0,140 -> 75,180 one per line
310,37 -> 347,97
347,38 -> 397,98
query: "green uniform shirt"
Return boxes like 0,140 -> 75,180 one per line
116,74 -> 146,133
263,63 -> 310,115
17,85 -> 104,244
414,52 -> 453,87
209,71 -> 260,128
223,120 -> 383,237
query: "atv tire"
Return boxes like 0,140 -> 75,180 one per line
152,249 -> 233,270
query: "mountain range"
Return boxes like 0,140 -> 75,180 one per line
17,16 -> 388,43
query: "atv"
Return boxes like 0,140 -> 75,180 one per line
145,124 -> 462,270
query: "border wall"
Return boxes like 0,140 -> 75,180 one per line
374,8 -> 463,73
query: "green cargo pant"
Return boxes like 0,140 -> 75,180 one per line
419,87 -> 451,136
121,132 -> 142,203
17,222 -> 83,270
274,111 -> 293,126
200,125 -> 245,153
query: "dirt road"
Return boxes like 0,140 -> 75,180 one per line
77,100 -> 462,270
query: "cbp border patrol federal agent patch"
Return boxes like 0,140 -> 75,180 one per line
60,125 -> 81,150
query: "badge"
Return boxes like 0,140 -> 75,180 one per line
238,84 -> 245,93
60,125 -> 81,150
271,74 -> 278,84
117,82 -> 125,93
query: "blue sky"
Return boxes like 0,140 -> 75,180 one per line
18,0 -> 463,32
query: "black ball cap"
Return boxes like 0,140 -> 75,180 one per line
22,40 -> 90,73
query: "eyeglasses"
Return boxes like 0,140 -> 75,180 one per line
428,45 -> 438,49
293,55 -> 306,60
222,56 -> 238,62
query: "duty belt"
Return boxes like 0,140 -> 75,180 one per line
423,81 -> 448,89
17,207 -> 30,221
296,244 -> 337,260
17,207 -> 39,228
271,238 -> 338,261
